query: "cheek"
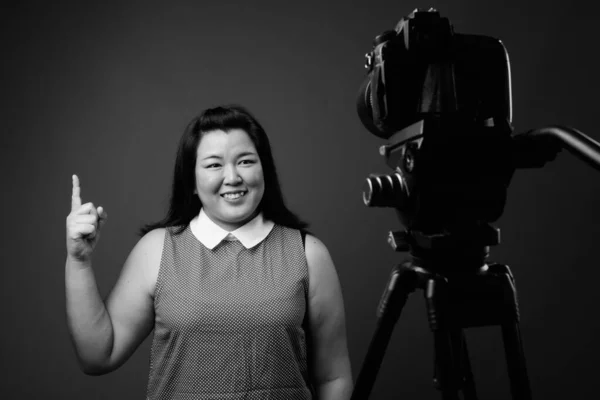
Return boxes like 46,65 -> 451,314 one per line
246,168 -> 265,189
195,171 -> 220,196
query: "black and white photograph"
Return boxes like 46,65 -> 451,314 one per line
1,0 -> 599,399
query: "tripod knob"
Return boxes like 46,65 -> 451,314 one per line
388,230 -> 411,252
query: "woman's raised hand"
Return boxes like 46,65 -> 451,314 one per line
66,175 -> 108,262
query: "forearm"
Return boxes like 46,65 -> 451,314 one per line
65,256 -> 114,374
315,376 -> 353,400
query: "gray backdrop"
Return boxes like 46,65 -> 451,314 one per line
2,0 -> 599,399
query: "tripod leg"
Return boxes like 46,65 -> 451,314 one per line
502,322 -> 532,400
458,331 -> 478,400
434,331 -> 477,400
426,277 -> 466,400
432,328 -> 462,400
350,263 -> 418,400
491,264 -> 532,400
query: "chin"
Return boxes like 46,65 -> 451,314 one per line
223,209 -> 255,224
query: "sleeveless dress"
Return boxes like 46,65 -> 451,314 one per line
146,223 -> 313,400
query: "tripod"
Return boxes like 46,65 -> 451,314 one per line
352,6 -> 600,398
350,224 -> 532,400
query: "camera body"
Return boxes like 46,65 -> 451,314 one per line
358,8 -> 512,138
359,9 -> 516,235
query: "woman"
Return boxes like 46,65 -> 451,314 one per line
65,105 -> 353,399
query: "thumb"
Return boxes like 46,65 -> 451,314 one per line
97,206 -> 108,230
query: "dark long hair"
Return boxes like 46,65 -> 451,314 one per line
139,105 -> 309,236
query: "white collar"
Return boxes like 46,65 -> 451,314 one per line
190,208 -> 275,250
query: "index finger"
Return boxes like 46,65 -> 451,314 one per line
71,174 -> 82,211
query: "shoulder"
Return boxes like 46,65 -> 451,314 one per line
125,228 -> 166,294
304,234 -> 338,292
133,228 -> 166,255
304,234 -> 331,262
304,235 -> 345,327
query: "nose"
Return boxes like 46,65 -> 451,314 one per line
223,164 -> 242,185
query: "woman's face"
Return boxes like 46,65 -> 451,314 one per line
195,128 -> 265,231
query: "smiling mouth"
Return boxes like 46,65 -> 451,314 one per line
221,190 -> 248,200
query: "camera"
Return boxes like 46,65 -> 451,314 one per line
358,8 -> 516,235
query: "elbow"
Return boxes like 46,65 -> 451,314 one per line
71,338 -> 118,376
77,356 -> 114,376
81,365 -> 110,376
314,375 -> 354,396
314,379 -> 353,400
80,361 -> 110,376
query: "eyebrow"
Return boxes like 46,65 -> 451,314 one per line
201,151 -> 257,161
237,151 -> 258,158
202,155 -> 222,161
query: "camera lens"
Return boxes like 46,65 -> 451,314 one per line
363,172 -> 409,208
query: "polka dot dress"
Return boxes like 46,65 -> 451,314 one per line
146,224 -> 313,400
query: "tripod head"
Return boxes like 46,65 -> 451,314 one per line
357,8 -> 600,268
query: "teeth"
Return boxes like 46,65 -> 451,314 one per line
223,191 -> 246,200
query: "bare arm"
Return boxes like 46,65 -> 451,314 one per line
305,235 -> 353,400
65,175 -> 162,375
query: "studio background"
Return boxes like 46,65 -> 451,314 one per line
2,0 -> 599,399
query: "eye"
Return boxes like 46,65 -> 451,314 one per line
239,159 -> 256,165
206,163 -> 221,168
